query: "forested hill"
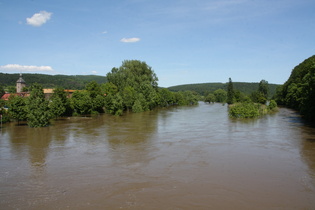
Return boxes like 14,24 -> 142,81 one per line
168,82 -> 280,97
0,73 -> 107,89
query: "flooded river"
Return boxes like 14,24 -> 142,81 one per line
1,103 -> 315,209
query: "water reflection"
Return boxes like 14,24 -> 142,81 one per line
1,103 -> 315,209
104,111 -> 158,168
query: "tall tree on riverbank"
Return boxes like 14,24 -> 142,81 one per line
105,60 -> 159,114
26,83 -> 51,127
227,78 -> 235,104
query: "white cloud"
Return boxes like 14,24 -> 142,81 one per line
26,11 -> 52,27
91,70 -> 97,74
0,64 -> 54,72
120,37 -> 141,43
102,31 -> 108,34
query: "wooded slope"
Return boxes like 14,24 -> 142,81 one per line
0,73 -> 107,89
168,82 -> 280,97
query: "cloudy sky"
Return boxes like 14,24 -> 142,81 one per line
1,0 -> 314,87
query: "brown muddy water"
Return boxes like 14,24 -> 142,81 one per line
1,103 -> 315,209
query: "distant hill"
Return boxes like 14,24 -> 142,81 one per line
0,73 -> 107,90
168,82 -> 280,97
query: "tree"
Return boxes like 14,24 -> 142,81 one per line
105,60 -> 160,114
0,85 -> 5,98
49,87 -> 69,118
26,83 -> 51,127
157,88 -> 175,107
205,93 -> 215,103
70,91 -> 92,115
213,89 -> 227,102
8,95 -> 28,124
86,81 -> 105,113
226,78 -> 235,104
258,80 -> 269,99
276,55 -> 315,121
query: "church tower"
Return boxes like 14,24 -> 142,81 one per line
16,73 -> 26,93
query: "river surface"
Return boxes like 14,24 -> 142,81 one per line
1,103 -> 315,209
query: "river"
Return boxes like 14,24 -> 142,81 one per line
1,102 -> 315,209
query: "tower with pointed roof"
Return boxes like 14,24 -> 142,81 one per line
16,73 -> 26,93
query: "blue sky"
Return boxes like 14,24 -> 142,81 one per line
1,0 -> 314,87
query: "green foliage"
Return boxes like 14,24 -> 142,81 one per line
226,78 -> 235,104
0,100 -> 10,123
7,86 -> 16,93
105,60 -> 160,114
258,80 -> 269,99
0,73 -> 106,90
205,93 -> 215,103
213,89 -> 227,102
268,100 -> 278,111
104,93 -> 124,115
276,55 -> 315,121
157,88 -> 175,107
26,83 -> 51,127
174,91 -> 199,106
7,95 -> 28,123
229,102 -> 261,118
0,85 -> 5,98
168,82 -> 279,97
49,87 -> 69,118
70,91 -> 93,115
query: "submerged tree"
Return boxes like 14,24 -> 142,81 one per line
105,60 -> 159,114
26,83 -> 51,127
49,87 -> 69,118
7,95 -> 28,124
226,78 -> 235,104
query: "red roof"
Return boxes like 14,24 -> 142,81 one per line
1,93 -> 30,100
1,93 -> 11,100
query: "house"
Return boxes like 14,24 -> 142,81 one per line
1,74 -> 79,100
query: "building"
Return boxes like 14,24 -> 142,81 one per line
16,73 -> 26,93
1,74 -> 78,100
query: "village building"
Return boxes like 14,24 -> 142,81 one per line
1,74 -> 77,100
16,73 -> 26,93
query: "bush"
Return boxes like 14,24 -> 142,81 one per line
229,102 -> 260,118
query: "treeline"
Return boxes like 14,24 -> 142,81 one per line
204,78 -> 278,118
275,55 -> 315,121
0,60 -> 199,127
168,82 -> 280,97
0,73 -> 107,90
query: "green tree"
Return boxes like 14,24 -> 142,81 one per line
101,82 -> 118,95
157,88 -> 175,107
49,87 -> 69,118
205,93 -> 215,103
70,91 -> 92,115
7,86 -> 16,93
26,83 -> 51,127
226,78 -> 235,104
213,89 -> 227,102
258,80 -> 269,99
86,81 -> 102,99
8,95 -> 28,124
0,85 -> 5,98
105,60 -> 159,114
104,93 -> 124,115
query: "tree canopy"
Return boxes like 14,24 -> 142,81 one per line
276,55 -> 315,121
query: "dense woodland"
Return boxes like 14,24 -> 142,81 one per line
168,82 -> 280,97
0,73 -> 107,90
275,55 -> 315,121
